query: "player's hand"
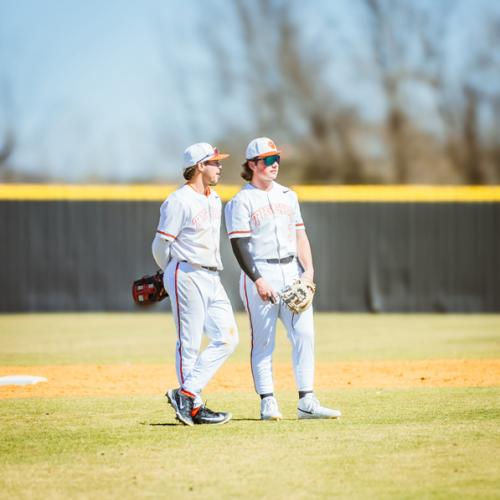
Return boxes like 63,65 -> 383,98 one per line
255,278 -> 278,303
301,269 -> 314,282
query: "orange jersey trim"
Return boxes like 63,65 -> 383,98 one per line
228,230 -> 251,235
157,230 -> 176,239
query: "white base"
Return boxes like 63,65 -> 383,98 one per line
0,375 -> 48,386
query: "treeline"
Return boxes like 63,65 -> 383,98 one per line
203,0 -> 500,185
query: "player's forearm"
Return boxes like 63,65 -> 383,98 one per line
296,230 -> 314,279
230,237 -> 262,282
151,234 -> 171,270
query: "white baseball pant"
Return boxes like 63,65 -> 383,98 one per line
239,259 -> 315,395
164,260 -> 239,406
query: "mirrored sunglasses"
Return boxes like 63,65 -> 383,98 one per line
262,155 -> 280,167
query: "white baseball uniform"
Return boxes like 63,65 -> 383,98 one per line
225,181 -> 315,395
154,183 -> 238,405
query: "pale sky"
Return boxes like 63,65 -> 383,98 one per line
0,0 -> 496,182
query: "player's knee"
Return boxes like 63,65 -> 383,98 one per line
223,330 -> 239,354
227,330 -> 239,352
288,327 -> 314,342
212,328 -> 238,353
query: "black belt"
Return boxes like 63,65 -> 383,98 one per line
181,261 -> 218,272
266,256 -> 295,264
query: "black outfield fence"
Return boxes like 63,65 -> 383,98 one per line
0,184 -> 499,312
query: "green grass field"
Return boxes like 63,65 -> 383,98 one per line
1,313 -> 499,499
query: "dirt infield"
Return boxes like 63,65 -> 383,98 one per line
1,359 -> 499,399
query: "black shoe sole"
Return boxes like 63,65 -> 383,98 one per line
193,413 -> 232,425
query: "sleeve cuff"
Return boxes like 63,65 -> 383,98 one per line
228,230 -> 251,239
156,229 -> 177,241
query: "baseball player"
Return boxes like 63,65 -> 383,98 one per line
152,142 -> 239,426
225,137 -> 341,420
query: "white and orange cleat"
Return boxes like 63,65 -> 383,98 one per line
297,393 -> 341,419
260,396 -> 283,420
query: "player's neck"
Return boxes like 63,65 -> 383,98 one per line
251,178 -> 273,191
187,177 -> 211,196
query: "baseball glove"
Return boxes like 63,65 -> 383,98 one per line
279,278 -> 316,314
132,270 -> 168,305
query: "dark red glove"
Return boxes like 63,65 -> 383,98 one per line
132,270 -> 168,305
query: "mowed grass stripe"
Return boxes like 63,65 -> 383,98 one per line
1,389 -> 499,499
1,313 -> 499,366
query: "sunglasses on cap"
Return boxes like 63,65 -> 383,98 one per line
260,155 -> 280,167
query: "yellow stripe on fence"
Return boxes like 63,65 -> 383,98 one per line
293,185 -> 500,202
0,183 -> 499,202
0,184 -> 179,201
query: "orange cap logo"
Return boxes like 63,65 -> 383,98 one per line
268,140 -> 276,151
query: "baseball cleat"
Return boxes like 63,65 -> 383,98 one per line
260,396 -> 283,420
297,394 -> 341,419
166,388 -> 194,426
192,405 -> 232,425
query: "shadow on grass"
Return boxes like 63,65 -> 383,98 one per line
143,418 -> 294,425
142,422 -> 179,427
230,417 -> 261,422
231,417 -> 296,422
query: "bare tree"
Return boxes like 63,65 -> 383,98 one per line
476,15 -> 500,182
416,4 -> 500,184
0,79 -> 16,180
362,0 -> 437,183
162,0 -> 499,185
204,0 -> 365,184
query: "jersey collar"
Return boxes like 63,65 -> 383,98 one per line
186,183 -> 211,197
246,181 -> 277,192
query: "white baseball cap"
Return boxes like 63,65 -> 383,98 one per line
245,137 -> 282,160
183,142 -> 229,168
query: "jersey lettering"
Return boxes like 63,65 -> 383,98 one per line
251,203 -> 294,227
